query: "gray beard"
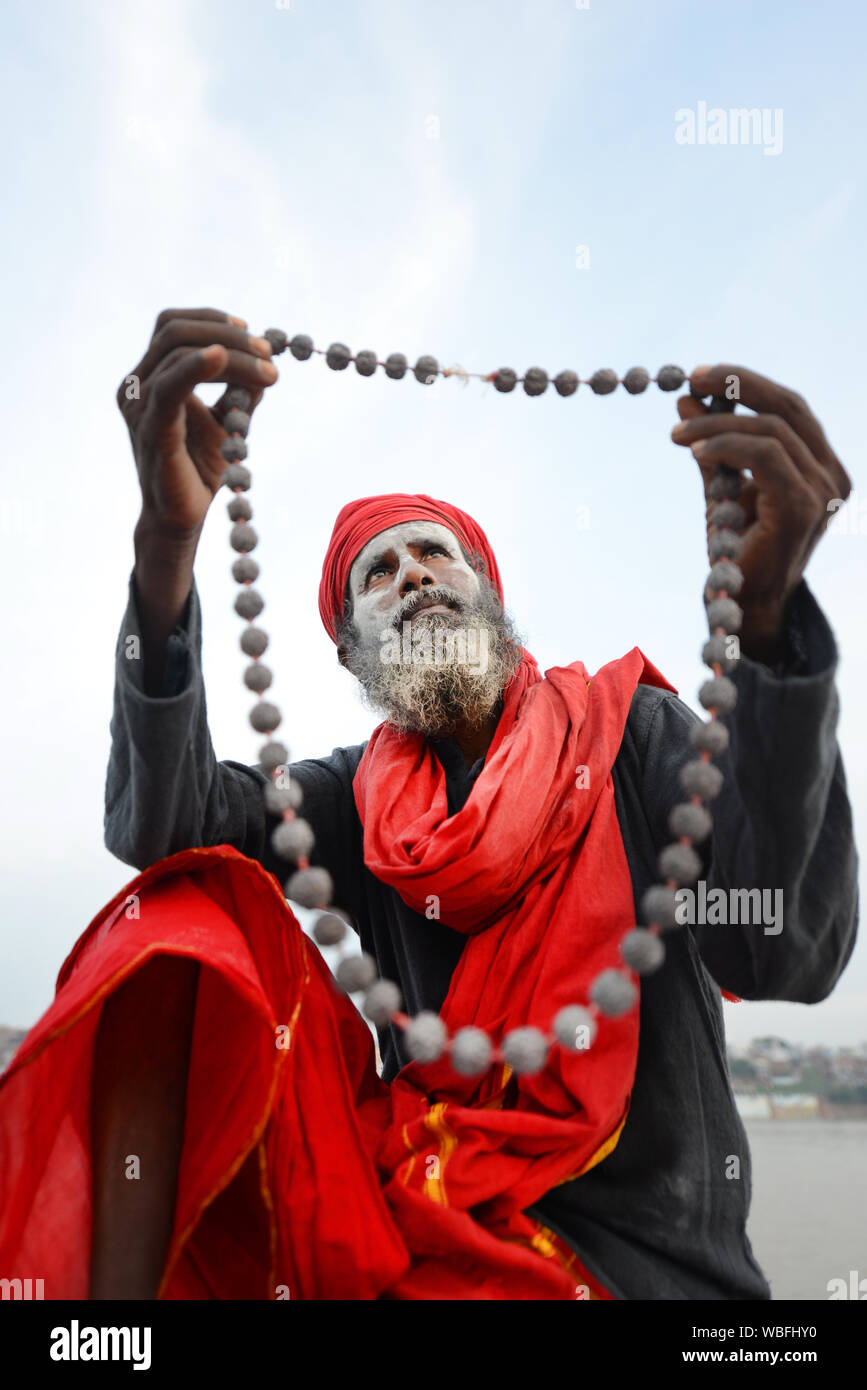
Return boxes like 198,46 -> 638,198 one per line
338,580 -> 525,738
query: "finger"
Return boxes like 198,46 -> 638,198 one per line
145,346 -> 275,420
133,319 -> 272,388
671,412 -> 837,499
689,363 -> 846,487
145,346 -> 227,423
143,341 -> 277,402
153,307 -> 247,333
676,394 -> 709,423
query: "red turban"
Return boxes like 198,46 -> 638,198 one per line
318,493 -> 505,642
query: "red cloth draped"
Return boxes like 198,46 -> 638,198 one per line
318,493 -> 505,642
0,844 -> 612,1300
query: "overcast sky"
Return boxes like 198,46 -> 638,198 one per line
2,0 -> 865,1049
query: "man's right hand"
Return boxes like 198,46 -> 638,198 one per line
120,307 -> 278,695
118,306 -> 279,538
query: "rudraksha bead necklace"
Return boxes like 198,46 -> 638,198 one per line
219,331 -> 744,1077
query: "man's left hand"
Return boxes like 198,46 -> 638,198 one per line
670,364 -> 851,665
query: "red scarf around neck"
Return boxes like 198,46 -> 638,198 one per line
352,645 -> 678,1247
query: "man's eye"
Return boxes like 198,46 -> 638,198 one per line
367,547 -> 446,584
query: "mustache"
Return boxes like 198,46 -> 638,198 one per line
392,586 -> 466,626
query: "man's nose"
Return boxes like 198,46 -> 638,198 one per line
398,555 -> 437,596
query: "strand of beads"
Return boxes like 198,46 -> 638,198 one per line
220,390 -> 340,935
258,327 -> 688,400
636,399 -> 744,956
220,358 -> 744,1081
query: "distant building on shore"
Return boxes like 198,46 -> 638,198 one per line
0,1027 -> 26,1073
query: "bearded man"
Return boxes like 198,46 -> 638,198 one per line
0,308 -> 858,1302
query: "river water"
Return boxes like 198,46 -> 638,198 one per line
743,1119 -> 867,1300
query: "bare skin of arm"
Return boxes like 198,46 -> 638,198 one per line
89,956 -> 200,1299
89,307 -> 279,1297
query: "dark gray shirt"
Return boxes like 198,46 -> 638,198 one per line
104,571 -> 858,1300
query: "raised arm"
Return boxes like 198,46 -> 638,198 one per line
105,307 -> 363,911
648,362 -> 860,998
105,304 -> 278,868
641,580 -> 858,1001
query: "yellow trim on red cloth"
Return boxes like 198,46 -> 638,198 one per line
421,1103 -> 459,1206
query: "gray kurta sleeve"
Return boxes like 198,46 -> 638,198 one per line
640,577 -> 859,1003
103,570 -> 273,870
103,570 -> 360,909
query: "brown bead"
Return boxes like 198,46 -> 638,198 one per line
523,367 -> 548,396
589,369 -> 618,395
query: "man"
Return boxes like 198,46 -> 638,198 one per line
0,308 -> 858,1301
